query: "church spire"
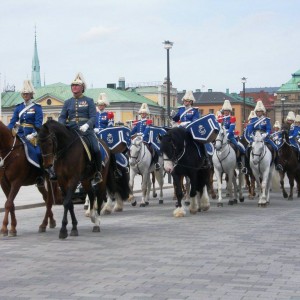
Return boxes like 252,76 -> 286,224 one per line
31,26 -> 41,88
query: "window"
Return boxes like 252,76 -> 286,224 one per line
199,109 -> 204,116
232,108 -> 235,116
47,98 -> 52,105
209,109 -> 214,114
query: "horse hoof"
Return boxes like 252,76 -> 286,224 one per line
228,200 -> 234,206
159,200 -> 164,204
8,230 -> 17,237
153,193 -> 157,198
59,230 -> 68,239
233,199 -> 238,205
288,197 -> 293,201
217,203 -> 223,207
38,226 -> 46,233
185,201 -> 190,206
0,230 -> 8,237
92,226 -> 100,232
145,201 -> 149,206
211,194 -> 217,199
283,194 -> 288,199
239,197 -> 244,203
84,205 -> 88,210
131,201 -> 137,207
140,203 -> 146,207
49,220 -> 56,229
70,229 -> 78,236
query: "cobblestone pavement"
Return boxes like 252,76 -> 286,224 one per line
1,180 -> 300,299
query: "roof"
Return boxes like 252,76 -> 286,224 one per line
1,83 -> 159,108
277,69 -> 300,92
245,87 -> 279,94
177,91 -> 255,107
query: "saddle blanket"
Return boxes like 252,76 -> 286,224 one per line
205,142 -> 214,156
115,153 -> 128,168
100,126 -> 131,151
186,113 -> 219,143
19,136 -> 41,168
145,126 -> 167,151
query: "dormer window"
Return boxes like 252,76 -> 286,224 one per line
46,98 -> 52,105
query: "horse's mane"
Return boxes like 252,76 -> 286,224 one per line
39,120 -> 74,139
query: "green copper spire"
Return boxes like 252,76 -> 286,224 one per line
31,26 -> 41,88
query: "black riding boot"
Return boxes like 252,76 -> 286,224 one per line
111,153 -> 122,179
274,154 -> 283,171
93,151 -> 103,184
153,150 -> 161,170
200,144 -> 211,168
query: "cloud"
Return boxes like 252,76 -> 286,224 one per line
79,26 -> 118,43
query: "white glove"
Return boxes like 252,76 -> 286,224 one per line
94,128 -> 100,134
261,133 -> 267,139
26,133 -> 35,140
80,123 -> 89,132
170,110 -> 176,118
180,121 -> 190,128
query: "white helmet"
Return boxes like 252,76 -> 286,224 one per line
254,100 -> 266,113
248,110 -> 256,120
97,93 -> 109,106
21,80 -> 35,98
295,115 -> 300,122
138,103 -> 150,114
182,90 -> 195,103
71,72 -> 86,92
286,111 -> 296,121
273,120 -> 281,129
221,100 -> 232,112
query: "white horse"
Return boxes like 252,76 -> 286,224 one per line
250,131 -> 275,207
128,135 -> 164,207
212,125 -> 244,206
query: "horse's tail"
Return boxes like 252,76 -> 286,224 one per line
271,168 -> 281,192
106,155 -> 130,201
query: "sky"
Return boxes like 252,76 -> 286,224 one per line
0,0 -> 299,94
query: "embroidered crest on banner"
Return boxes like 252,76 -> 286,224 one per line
198,125 -> 206,136
107,133 -> 114,144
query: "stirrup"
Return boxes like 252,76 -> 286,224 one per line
275,164 -> 283,172
155,163 -> 161,170
241,167 -> 248,174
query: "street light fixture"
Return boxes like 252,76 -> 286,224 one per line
241,77 -> 247,127
163,40 -> 173,126
281,96 -> 286,124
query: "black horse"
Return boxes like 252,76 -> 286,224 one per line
38,120 -> 130,239
159,127 -> 211,217
278,124 -> 300,199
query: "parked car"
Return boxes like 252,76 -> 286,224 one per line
72,182 -> 87,204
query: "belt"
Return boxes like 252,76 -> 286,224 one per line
21,123 -> 34,128
69,117 -> 89,123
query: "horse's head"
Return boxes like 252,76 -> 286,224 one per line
128,135 -> 143,166
38,122 -> 58,169
160,127 -> 186,173
214,126 -> 227,151
251,131 -> 266,165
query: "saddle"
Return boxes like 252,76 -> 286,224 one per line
229,141 -> 240,158
143,142 -> 157,165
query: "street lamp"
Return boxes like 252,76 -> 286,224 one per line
163,40 -> 173,126
241,77 -> 247,126
281,96 -> 286,123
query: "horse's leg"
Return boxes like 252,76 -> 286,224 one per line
258,169 -> 269,207
227,170 -> 236,205
287,173 -> 294,200
145,173 -> 151,206
185,177 -> 191,205
188,177 -> 198,215
173,174 -> 186,217
128,169 -> 136,206
101,194 -> 113,215
198,185 -> 210,212
1,180 -> 21,236
113,194 -> 124,212
155,168 -> 164,204
214,168 -> 223,207
151,171 -> 157,198
140,173 -> 150,207
238,170 -> 244,203
280,171 -> 288,198
209,168 -> 217,199
84,197 -> 89,210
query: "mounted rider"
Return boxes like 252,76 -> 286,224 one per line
93,92 -> 122,178
247,100 -> 283,171
270,120 -> 282,147
57,72 -> 102,184
286,111 -> 295,129
288,114 -> 300,161
170,90 -> 210,168
131,103 -> 161,170
217,99 -> 246,173
7,79 -> 44,186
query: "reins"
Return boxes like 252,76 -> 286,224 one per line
0,136 -> 17,167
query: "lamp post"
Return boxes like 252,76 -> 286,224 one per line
281,96 -> 286,124
241,77 -> 247,127
163,40 -> 173,126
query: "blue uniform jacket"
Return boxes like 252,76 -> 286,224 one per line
172,106 -> 199,123
221,115 -> 235,139
58,96 -> 96,129
7,102 -> 43,137
289,125 -> 300,151
95,111 -> 114,130
130,119 -> 148,136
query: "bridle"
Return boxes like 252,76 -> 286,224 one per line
129,141 -> 146,166
251,139 -> 266,164
163,138 -> 186,166
38,132 -> 57,164
0,136 -> 17,167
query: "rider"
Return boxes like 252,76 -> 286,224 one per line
93,92 -> 122,178
58,72 -> 102,184
131,103 -> 161,170
286,111 -> 296,129
270,121 -> 282,147
171,90 -> 210,168
288,114 -> 300,162
218,99 -> 246,173
7,79 -> 44,187
247,100 -> 283,171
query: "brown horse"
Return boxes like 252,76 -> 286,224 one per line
38,120 -> 129,239
278,124 -> 300,200
0,121 -> 61,236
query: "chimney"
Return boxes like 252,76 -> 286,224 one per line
226,88 -> 229,94
107,83 -> 116,89
195,89 -> 201,92
118,77 -> 125,90
208,89 -> 213,92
